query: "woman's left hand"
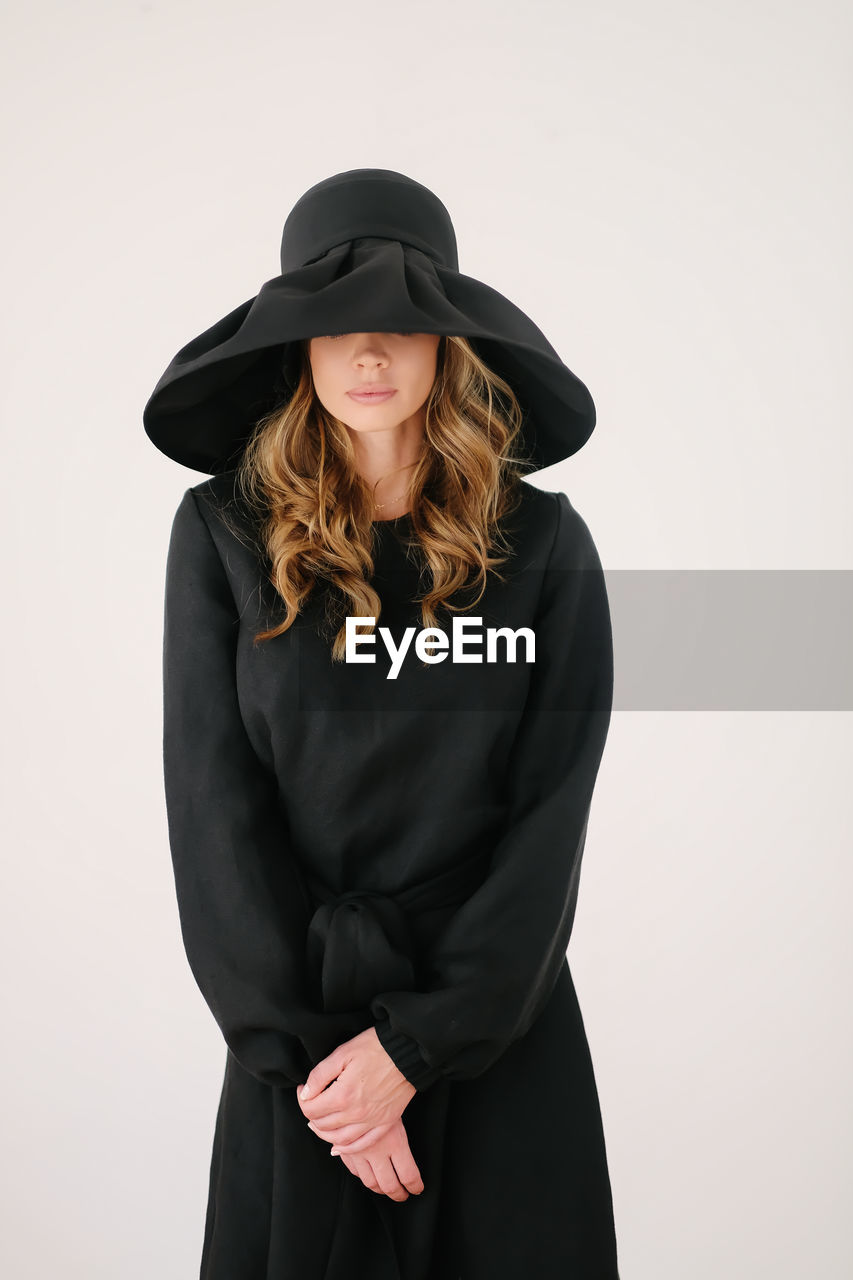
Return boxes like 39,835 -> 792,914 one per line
297,1026 -> 417,1155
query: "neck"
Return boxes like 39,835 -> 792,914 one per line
347,419 -> 424,513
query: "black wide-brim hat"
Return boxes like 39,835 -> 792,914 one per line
143,168 -> 596,475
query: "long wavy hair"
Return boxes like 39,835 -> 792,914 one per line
227,334 -> 538,662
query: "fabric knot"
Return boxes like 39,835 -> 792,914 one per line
305,889 -> 417,1015
303,849 -> 493,1016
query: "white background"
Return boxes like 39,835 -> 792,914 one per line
1,1 -> 850,1276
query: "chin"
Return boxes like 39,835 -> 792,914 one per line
340,407 -> 409,431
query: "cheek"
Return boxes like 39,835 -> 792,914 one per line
410,347 -> 439,393
312,352 -> 347,397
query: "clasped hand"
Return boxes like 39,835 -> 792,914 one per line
297,1025 -> 414,1153
297,1026 -> 424,1200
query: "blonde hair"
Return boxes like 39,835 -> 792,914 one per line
230,334 -> 537,662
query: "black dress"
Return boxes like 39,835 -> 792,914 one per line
162,472 -> 620,1279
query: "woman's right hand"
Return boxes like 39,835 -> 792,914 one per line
336,1117 -> 425,1201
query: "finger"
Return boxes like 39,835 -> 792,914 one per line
299,1084 -> 365,1124
306,1121 -> 371,1152
347,1153 -> 380,1195
327,1123 -> 394,1156
299,1098 -> 352,1125
299,1052 -> 345,1103
339,1153 -> 377,1196
389,1143 -> 425,1196
369,1154 -> 408,1202
338,1153 -> 361,1181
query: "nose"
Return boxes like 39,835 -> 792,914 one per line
351,334 -> 390,364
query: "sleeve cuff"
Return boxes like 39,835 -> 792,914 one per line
373,1017 -> 444,1091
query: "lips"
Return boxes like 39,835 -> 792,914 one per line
347,387 -> 397,403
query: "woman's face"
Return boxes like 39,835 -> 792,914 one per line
306,333 -> 441,435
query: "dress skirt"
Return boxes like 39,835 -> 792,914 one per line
199,960 -> 619,1280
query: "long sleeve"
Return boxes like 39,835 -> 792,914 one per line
370,491 -> 614,1090
162,488 -> 361,1088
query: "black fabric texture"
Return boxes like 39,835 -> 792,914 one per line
161,470 -> 619,1278
143,168 -> 596,475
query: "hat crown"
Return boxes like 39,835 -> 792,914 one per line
280,168 -> 459,273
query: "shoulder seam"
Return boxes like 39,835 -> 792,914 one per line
546,489 -> 565,567
187,488 -> 241,619
525,490 -> 563,623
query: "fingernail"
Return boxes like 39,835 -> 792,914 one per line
300,1085 -> 310,1099
330,1148 -> 341,1156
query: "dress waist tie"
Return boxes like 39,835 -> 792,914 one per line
303,849 -> 491,1014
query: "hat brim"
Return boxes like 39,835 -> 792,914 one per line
143,237 -> 595,474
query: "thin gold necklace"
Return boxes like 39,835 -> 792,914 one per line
373,460 -> 419,511
374,491 -> 410,510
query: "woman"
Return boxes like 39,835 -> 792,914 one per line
144,169 -> 620,1279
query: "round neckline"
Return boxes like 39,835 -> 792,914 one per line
372,511 -> 413,527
